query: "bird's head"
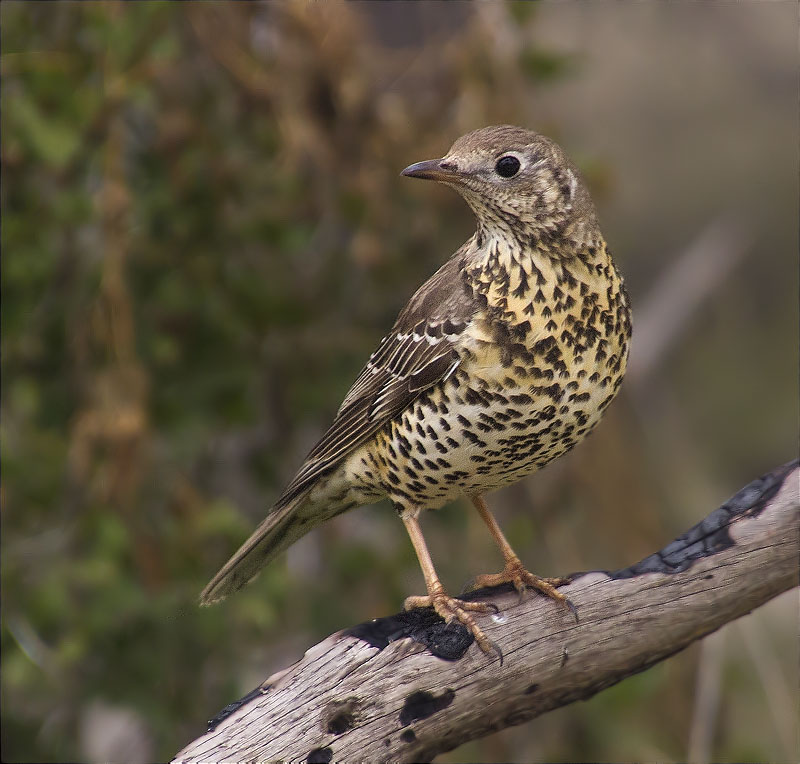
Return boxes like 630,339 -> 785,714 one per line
402,125 -> 597,242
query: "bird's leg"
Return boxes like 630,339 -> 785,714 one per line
401,512 -> 497,654
469,495 -> 575,617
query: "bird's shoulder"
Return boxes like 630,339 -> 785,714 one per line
338,241 -> 482,410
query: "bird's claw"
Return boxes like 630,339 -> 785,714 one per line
468,560 -> 578,620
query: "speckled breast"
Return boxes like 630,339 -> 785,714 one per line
364,251 -> 631,509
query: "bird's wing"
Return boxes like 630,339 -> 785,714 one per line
275,318 -> 465,508
275,250 -> 476,508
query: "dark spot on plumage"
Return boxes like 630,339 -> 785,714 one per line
512,320 -> 531,339
544,345 -> 562,365
512,273 -> 528,299
464,387 -> 488,406
457,414 -> 470,427
391,487 -> 412,501
545,320 -> 557,332
511,393 -> 532,405
446,436 -> 459,449
462,430 -> 487,447
534,288 -> 546,303
561,267 -> 577,287
478,413 -> 504,430
435,441 -> 448,454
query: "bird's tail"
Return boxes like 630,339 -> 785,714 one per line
200,490 -> 320,606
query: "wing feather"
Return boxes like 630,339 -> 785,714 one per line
276,324 -> 463,508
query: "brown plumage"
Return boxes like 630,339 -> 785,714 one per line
201,125 -> 632,654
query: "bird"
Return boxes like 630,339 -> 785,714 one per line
200,125 -> 632,654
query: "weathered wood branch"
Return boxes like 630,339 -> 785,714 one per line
175,461 -> 799,764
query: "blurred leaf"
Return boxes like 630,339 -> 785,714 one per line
7,89 -> 82,167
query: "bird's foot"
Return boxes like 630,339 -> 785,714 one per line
404,588 -> 500,657
470,559 -> 577,620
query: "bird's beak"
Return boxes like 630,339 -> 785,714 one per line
401,158 -> 461,182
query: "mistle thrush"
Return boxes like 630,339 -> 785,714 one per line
201,125 -> 633,654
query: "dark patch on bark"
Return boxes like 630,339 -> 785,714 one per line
611,460 -> 797,579
399,689 -> 456,726
324,698 -> 359,735
400,729 -> 417,743
206,686 -> 264,732
306,746 -> 333,763
343,606 -> 475,660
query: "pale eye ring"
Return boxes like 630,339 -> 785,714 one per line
495,155 -> 521,178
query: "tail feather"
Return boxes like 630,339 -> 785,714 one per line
200,493 -> 312,606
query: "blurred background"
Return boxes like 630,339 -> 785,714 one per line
2,2 -> 797,762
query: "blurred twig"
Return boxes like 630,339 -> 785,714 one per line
687,629 -> 724,764
627,214 -> 753,387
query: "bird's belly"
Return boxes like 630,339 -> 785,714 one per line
366,349 -> 625,508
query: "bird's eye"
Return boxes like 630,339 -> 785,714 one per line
495,155 -> 521,178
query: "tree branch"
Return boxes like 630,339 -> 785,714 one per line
175,461 -> 799,764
